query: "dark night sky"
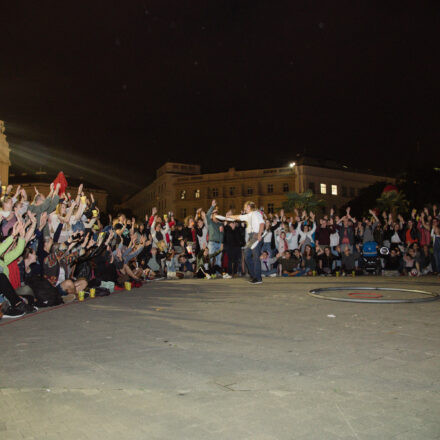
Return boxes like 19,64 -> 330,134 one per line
1,1 -> 439,199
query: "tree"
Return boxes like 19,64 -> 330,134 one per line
376,190 -> 409,216
282,190 -> 325,213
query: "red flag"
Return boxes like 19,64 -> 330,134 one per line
53,171 -> 68,196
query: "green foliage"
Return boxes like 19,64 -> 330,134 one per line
376,190 -> 409,214
282,190 -> 325,213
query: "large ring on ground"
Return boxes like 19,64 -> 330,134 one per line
308,286 -> 440,303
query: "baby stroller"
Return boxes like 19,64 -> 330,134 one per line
361,241 -> 381,275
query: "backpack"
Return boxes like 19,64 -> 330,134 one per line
26,276 -> 63,307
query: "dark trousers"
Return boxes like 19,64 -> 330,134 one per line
245,238 -> 263,281
226,246 -> 241,275
0,273 -> 22,307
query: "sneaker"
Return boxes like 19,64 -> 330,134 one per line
2,306 -> 25,318
249,278 -> 263,284
269,273 -> 277,277
223,274 -> 232,279
205,274 -> 211,279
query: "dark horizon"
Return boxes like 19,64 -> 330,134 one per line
1,1 -> 439,199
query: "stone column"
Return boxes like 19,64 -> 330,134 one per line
0,121 -> 11,186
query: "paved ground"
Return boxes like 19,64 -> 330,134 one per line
1,276 -> 440,440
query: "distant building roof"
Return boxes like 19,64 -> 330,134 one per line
9,171 -> 107,192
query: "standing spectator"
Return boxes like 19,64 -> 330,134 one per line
206,200 -> 224,268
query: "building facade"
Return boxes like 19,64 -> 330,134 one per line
121,159 -> 393,220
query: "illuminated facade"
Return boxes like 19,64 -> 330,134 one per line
121,159 -> 393,220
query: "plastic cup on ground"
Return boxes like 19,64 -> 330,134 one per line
78,291 -> 85,301
124,281 -> 132,291
90,288 -> 96,298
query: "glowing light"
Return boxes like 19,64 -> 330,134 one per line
289,162 -> 296,168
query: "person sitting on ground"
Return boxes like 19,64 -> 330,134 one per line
260,250 -> 278,277
301,244 -> 317,275
341,246 -> 360,275
178,254 -> 194,278
195,245 -> 229,279
318,246 -> 334,275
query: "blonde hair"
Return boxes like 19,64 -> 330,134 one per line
184,215 -> 194,227
243,201 -> 256,211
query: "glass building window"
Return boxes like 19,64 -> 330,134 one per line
229,187 -> 235,196
268,203 -> 274,213
283,183 -> 289,192
308,182 -> 315,193
247,187 -> 253,195
212,188 -> 218,197
267,184 -> 274,193
320,183 -> 327,194
180,190 -> 186,200
195,189 -> 200,199
331,185 -> 338,196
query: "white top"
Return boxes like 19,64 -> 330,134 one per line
239,210 -> 264,234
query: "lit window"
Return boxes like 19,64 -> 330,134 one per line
267,184 -> 274,193
283,183 -> 289,192
180,190 -> 186,200
320,183 -> 327,194
195,189 -> 200,199
268,203 -> 274,213
331,185 -> 337,196
247,187 -> 253,195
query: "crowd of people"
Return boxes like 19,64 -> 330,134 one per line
0,178 -> 439,319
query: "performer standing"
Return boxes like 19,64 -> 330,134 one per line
228,201 -> 265,284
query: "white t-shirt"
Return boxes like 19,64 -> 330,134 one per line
239,210 -> 264,234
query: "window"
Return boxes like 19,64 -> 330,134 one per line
341,186 -> 347,197
268,203 -> 274,213
349,187 -> 355,197
212,188 -> 218,197
181,208 -> 187,218
320,183 -> 327,194
331,185 -> 338,196
195,189 -> 200,199
283,183 -> 289,192
229,186 -> 235,196
308,182 -> 315,193
180,190 -> 186,200
247,187 -> 253,195
267,184 -> 274,193
229,203 -> 235,210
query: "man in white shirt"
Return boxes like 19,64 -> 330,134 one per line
228,201 -> 265,284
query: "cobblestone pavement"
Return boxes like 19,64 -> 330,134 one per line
1,277 -> 440,439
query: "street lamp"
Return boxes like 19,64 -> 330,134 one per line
289,162 -> 296,168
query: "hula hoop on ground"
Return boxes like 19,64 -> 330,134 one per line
308,286 -> 440,304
